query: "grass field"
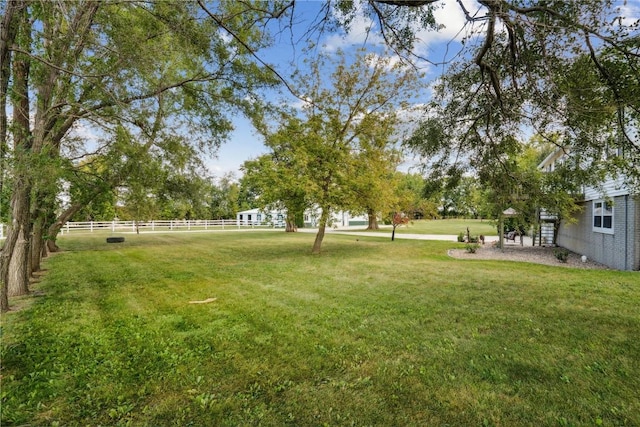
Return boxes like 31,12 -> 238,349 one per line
1,231 -> 639,426
375,218 -> 498,236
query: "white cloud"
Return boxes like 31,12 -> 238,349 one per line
616,0 -> 640,27
322,0 -> 383,52
413,0 -> 487,61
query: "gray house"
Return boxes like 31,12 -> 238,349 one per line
539,149 -> 639,271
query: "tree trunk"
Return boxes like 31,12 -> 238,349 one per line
553,218 -> 561,247
2,27 -> 31,301
391,225 -> 397,241
47,202 -> 84,252
4,183 -> 33,299
312,208 -> 329,254
285,219 -> 297,232
0,1 -> 23,312
285,211 -> 297,232
4,165 -> 32,299
366,209 -> 379,230
8,222 -> 30,297
31,216 -> 46,273
0,221 -> 18,311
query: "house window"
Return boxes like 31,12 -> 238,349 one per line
593,200 -> 613,233
248,214 -> 252,221
257,214 -> 262,222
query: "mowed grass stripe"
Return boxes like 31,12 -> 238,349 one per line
1,231 -> 638,426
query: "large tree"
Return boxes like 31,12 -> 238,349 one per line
392,1 -> 637,187
290,1 -> 638,195
348,120 -> 403,230
0,0 -> 283,311
280,48 -> 422,253
241,117 -> 311,232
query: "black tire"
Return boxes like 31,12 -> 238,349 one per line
106,237 -> 125,243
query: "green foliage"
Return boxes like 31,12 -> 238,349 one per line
465,243 -> 480,253
241,117 -> 312,231
1,0 -> 284,287
209,173 -> 241,219
2,232 -> 639,425
0,173 -> 12,224
248,48 -> 424,246
404,1 -> 639,194
554,248 -> 570,263
330,1 -> 439,53
393,172 -> 439,220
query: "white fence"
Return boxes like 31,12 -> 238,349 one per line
60,219 -> 278,234
0,220 -> 276,239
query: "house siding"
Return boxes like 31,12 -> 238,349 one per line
583,174 -> 628,200
557,195 -> 639,271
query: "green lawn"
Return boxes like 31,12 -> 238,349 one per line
2,231 -> 639,426
377,218 -> 498,236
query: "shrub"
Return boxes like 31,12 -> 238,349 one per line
465,243 -> 480,253
457,232 -> 465,242
554,248 -> 569,263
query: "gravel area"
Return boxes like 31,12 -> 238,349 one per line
448,243 -> 609,269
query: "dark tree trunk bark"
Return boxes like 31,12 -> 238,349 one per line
31,216 -> 46,273
366,209 -> 379,230
285,211 -> 297,232
285,219 -> 297,232
553,218 -> 561,247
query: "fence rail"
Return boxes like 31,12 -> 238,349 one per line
0,219 -> 279,239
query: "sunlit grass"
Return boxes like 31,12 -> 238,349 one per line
1,231 -> 638,425
373,218 -> 498,236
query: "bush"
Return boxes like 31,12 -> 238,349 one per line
554,248 -> 569,263
465,243 -> 480,253
457,232 -> 465,243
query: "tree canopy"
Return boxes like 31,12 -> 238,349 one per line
245,48 -> 423,253
0,0 -> 286,311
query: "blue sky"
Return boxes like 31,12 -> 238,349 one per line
207,0 -> 640,180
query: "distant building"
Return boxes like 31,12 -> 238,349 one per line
236,207 -> 369,229
236,208 -> 286,227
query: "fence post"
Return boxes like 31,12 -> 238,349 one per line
152,221 -> 155,231
90,221 -> 94,232
66,222 -> 70,233
188,220 -> 191,230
